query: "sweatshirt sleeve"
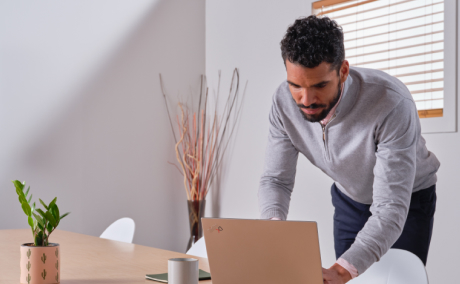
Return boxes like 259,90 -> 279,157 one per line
258,95 -> 299,220
340,98 -> 419,274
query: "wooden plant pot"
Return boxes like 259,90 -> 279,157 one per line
20,243 -> 60,284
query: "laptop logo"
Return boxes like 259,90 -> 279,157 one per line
207,224 -> 223,233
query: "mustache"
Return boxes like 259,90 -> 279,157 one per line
297,103 -> 327,109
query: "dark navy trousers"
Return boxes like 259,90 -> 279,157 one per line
331,183 -> 436,265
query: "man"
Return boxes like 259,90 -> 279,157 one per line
258,15 -> 440,283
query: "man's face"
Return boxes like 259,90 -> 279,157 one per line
286,60 -> 349,122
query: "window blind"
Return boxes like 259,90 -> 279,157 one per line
312,0 -> 445,118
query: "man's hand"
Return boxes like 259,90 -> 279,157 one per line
322,263 -> 352,284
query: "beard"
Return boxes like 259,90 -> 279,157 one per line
297,82 -> 342,123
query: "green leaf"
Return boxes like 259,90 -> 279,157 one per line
35,231 -> 44,246
50,204 -> 60,225
45,211 -> 56,227
28,216 -> 34,228
12,180 -> 25,192
39,199 -> 49,210
27,194 -> 33,204
21,202 -> 31,216
59,212 -> 70,220
31,202 -> 35,213
48,197 -> 57,210
25,186 -> 30,197
33,213 -> 44,226
46,222 -> 53,233
33,213 -> 45,231
33,223 -> 40,234
36,208 -> 47,219
19,195 -> 28,205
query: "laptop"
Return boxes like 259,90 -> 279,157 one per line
201,218 -> 323,284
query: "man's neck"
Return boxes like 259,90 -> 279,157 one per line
320,82 -> 345,126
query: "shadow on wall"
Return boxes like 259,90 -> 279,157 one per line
0,0 -> 205,253
209,81 -> 248,219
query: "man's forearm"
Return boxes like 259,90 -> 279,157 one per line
258,96 -> 299,220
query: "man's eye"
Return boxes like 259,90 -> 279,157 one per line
317,84 -> 326,88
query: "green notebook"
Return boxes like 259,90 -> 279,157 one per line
145,269 -> 211,283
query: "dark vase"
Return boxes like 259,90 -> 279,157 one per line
186,199 -> 206,252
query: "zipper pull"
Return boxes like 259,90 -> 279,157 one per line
322,124 -> 325,141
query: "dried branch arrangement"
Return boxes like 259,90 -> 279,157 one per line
160,69 -> 246,201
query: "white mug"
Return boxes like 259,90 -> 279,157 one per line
168,258 -> 199,284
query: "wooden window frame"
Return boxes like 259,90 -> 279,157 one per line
312,0 -> 458,133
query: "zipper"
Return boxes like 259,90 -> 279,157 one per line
320,122 -> 329,161
321,114 -> 337,162
321,124 -> 326,142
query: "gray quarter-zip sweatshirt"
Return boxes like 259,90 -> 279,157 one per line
258,66 -> 440,274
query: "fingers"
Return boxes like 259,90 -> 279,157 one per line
322,268 -> 333,281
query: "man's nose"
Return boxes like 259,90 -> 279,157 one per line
300,88 -> 316,107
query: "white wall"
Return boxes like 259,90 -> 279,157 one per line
206,0 -> 459,282
0,0 -> 205,253
1,0 -> 458,281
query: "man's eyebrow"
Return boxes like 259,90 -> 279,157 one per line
287,80 -> 301,88
311,80 -> 330,87
287,80 -> 331,88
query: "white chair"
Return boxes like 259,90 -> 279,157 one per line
186,237 -> 208,258
100,217 -> 135,243
349,249 -> 428,284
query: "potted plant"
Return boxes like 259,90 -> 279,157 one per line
13,180 -> 70,284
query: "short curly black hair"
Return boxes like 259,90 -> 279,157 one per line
281,15 -> 344,73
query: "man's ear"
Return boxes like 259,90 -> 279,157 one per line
340,60 -> 349,83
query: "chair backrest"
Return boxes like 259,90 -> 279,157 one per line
186,237 -> 207,258
348,249 -> 428,284
100,218 -> 135,243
